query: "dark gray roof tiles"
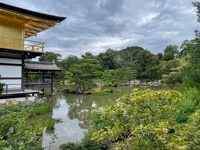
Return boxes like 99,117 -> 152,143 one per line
24,61 -> 62,71
0,2 -> 66,22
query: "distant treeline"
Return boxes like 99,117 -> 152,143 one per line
37,44 -> 186,84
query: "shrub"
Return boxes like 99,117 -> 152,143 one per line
27,103 -> 52,117
45,119 -> 56,130
176,88 -> 200,123
0,103 -> 52,149
91,89 -> 191,149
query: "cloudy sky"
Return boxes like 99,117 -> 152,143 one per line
0,0 -> 199,58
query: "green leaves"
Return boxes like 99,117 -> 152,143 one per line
0,104 -> 53,149
65,57 -> 103,93
91,89 -> 191,149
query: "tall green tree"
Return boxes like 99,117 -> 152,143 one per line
162,45 -> 179,61
39,51 -> 61,64
65,57 -> 102,93
182,38 -> 200,88
182,2 -> 200,88
100,68 -> 135,87
134,50 -> 160,80
60,55 -> 80,69
56,55 -> 80,79
98,49 -> 120,69
160,59 -> 183,84
81,52 -> 94,59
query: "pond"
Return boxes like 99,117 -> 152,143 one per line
42,83 -> 175,149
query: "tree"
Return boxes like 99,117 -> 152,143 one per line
181,2 -> 200,88
98,49 -> 120,69
100,68 -> 136,87
120,46 -> 145,68
193,1 -> 200,20
39,51 -> 61,64
159,59 -> 183,84
65,57 -> 102,93
134,50 -> 160,80
81,52 -> 94,59
162,45 -> 179,61
91,89 -> 190,149
182,38 -> 200,88
60,55 -> 80,70
179,40 -> 193,57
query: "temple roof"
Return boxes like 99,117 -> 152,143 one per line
0,47 -> 43,59
24,61 -> 62,71
0,2 -> 66,38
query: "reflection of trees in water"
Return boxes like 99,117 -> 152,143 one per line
66,95 -> 93,129
50,84 -> 136,129
65,94 -> 106,129
44,127 -> 55,136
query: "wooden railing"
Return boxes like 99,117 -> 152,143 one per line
2,81 -> 51,93
24,40 -> 44,52
0,36 -> 44,53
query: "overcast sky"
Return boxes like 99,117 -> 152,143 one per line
0,0 -> 199,58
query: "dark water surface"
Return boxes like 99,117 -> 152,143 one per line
42,83 -> 174,149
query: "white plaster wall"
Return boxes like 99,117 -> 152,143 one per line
0,66 -> 21,78
0,58 -> 22,64
0,58 -> 22,88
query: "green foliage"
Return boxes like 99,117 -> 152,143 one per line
0,105 -> 40,149
60,133 -> 110,150
65,57 -> 103,93
182,38 -> 200,88
91,89 -> 191,149
45,119 -> 56,130
0,103 -> 53,149
160,59 -> 183,84
162,45 -> 179,61
98,49 -> 120,69
26,103 -> 53,117
118,46 -> 160,80
100,68 -> 135,87
39,51 -> 61,63
176,88 -> 200,123
60,55 -> 80,69
188,109 -> 200,149
60,142 -> 81,150
181,3 -> 200,88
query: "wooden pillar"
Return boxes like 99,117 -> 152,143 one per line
51,71 -> 54,94
24,71 -> 28,91
42,71 -> 45,94
21,56 -> 24,91
25,71 -> 28,83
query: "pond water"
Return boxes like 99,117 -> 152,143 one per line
42,83 -> 175,149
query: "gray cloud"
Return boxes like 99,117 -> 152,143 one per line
0,0 -> 199,57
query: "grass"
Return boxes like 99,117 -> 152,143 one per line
45,119 -> 56,130
176,87 -> 200,123
26,103 -> 53,117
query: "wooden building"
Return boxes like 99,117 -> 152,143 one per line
0,3 -> 66,98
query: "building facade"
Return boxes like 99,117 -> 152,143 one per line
0,3 -> 66,97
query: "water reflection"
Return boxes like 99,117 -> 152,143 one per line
66,94 -> 100,129
42,85 -> 174,149
42,95 -> 86,150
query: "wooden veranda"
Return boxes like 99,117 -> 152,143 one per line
24,61 -> 62,94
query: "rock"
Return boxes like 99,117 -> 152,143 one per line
36,97 -> 46,104
21,99 -> 32,106
5,99 -> 18,106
